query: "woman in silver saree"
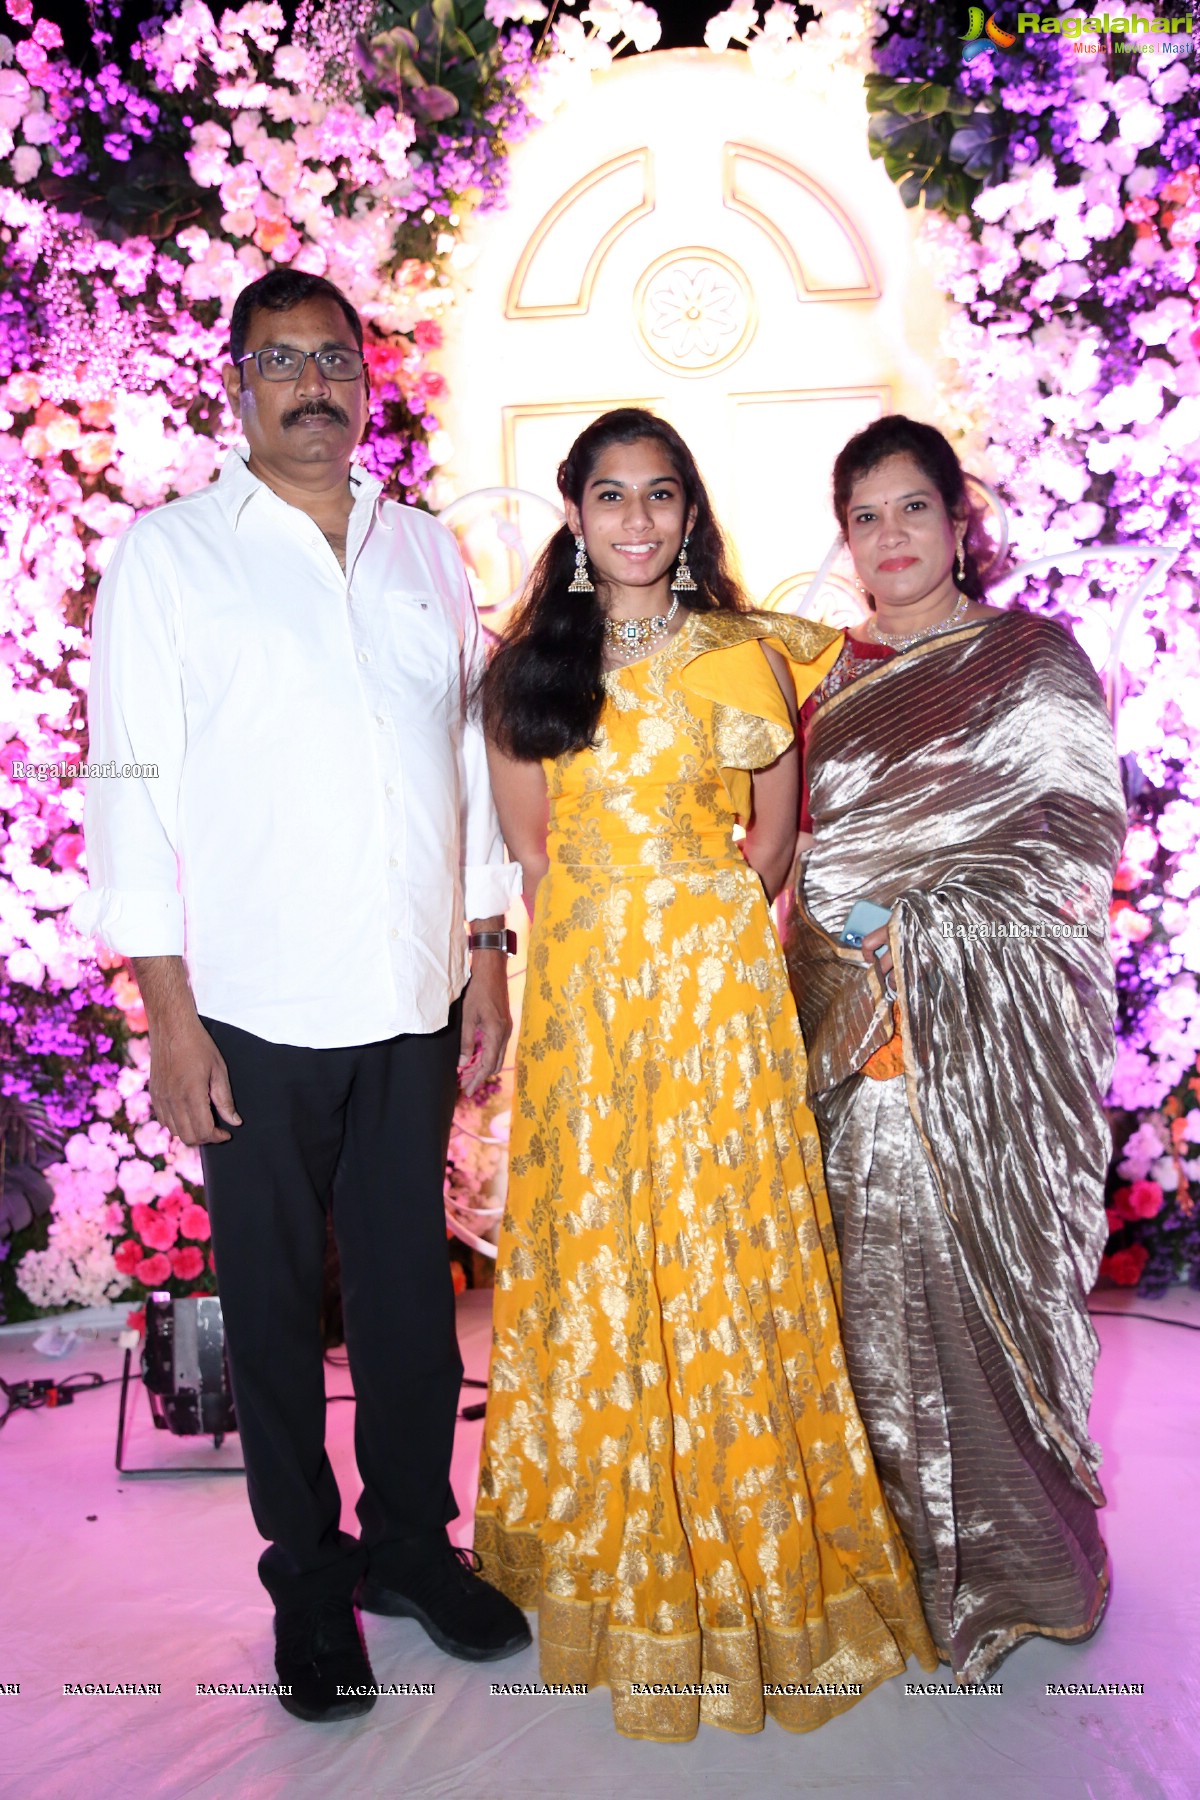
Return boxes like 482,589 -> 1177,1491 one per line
786,417 -> 1127,1685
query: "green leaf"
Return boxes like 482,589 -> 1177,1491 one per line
409,83 -> 460,120
942,171 -> 977,215
919,83 -> 950,117
863,79 -> 904,112
892,84 -> 926,116
868,112 -> 926,150
894,168 -> 927,208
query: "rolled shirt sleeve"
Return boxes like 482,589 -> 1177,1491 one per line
69,524 -> 187,956
456,566 -> 522,922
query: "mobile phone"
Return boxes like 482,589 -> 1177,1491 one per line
839,899 -> 892,951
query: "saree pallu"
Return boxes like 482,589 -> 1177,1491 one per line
785,611 -> 1127,1683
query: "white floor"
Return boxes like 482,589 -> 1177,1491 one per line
3,1286 -> 1198,1800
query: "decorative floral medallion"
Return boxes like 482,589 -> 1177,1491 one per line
633,248 -> 756,376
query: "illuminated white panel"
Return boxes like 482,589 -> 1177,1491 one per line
439,49 -> 947,623
724,143 -> 878,299
508,151 -> 654,317
729,387 -> 889,604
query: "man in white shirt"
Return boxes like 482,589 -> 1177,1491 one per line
73,269 -> 530,1721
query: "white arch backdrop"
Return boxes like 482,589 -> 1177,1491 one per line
430,49 -> 1182,1257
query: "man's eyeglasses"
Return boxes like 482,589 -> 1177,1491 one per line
235,347 -> 366,382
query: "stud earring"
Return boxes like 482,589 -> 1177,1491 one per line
567,534 -> 594,594
671,534 -> 698,593
955,542 -> 966,584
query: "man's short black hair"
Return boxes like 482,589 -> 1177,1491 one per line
229,269 -> 364,365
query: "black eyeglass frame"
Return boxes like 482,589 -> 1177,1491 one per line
234,347 -> 367,382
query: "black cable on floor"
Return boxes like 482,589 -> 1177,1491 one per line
0,1370 -> 120,1429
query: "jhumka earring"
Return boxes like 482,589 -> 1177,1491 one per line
568,534 -> 594,594
955,542 -> 966,583
671,534 -> 698,593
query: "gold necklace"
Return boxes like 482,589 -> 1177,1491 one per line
603,595 -> 680,660
865,590 -> 970,651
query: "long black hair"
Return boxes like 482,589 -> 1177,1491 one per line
482,408 -> 747,761
831,414 -> 990,604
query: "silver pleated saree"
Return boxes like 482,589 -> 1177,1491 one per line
785,610 -> 1127,1684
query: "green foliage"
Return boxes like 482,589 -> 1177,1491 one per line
864,72 -> 1006,217
39,150 -> 210,245
358,0 -> 503,120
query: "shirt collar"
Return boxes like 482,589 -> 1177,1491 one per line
215,446 -> 385,530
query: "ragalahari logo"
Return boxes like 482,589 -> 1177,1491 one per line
961,8 -> 1018,59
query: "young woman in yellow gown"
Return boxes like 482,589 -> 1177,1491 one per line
474,409 -> 936,1741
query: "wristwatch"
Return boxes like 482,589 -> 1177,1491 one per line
468,929 -> 518,956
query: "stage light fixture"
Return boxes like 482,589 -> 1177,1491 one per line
115,1292 -> 243,1478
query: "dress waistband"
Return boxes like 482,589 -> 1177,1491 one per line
548,844 -> 742,874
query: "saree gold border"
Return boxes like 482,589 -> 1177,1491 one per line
811,619 -> 992,724
476,1522 -> 929,1741
892,879 -> 1107,1508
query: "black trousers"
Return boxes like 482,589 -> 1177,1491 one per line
199,1001 -> 463,1613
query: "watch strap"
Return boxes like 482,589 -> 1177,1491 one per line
468,929 -> 517,956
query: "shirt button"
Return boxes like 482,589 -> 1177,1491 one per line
385,785 -> 395,799
376,714 -> 386,727
389,856 -> 399,869
358,650 -> 370,664
390,928 -> 399,939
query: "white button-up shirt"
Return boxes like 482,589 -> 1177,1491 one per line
71,450 -> 518,1048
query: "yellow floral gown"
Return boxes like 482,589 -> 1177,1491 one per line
475,611 -> 936,1741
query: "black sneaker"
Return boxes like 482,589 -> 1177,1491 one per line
358,1544 -> 532,1662
274,1597 -> 378,1722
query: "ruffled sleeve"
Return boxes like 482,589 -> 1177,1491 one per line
679,611 -> 843,823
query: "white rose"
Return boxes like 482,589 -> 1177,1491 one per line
1124,164 -> 1158,198
21,107 -> 56,145
1118,100 -> 1164,149
1151,62 -> 1191,106
1082,202 -> 1119,240
1109,74 -> 1150,113
9,142 -> 39,183
1070,502 -> 1106,540
972,181 -> 1019,223
1073,100 -> 1108,144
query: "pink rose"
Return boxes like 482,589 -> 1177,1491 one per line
1100,1245 -> 1149,1286
413,320 -> 443,351
130,1201 -> 157,1239
157,1185 -> 188,1216
51,831 -> 86,870
180,1203 -> 211,1241
169,1246 -> 205,1282
0,739 -> 29,778
1111,1180 -> 1165,1221
114,1239 -> 142,1276
139,1213 -> 179,1252
126,1308 -> 145,1336
133,1252 -> 171,1287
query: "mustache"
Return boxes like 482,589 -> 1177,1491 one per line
281,400 -> 350,428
